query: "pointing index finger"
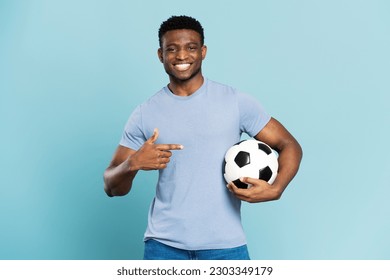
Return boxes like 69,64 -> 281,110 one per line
156,144 -> 184,151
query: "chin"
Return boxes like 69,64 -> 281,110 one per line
169,69 -> 201,83
166,71 -> 191,82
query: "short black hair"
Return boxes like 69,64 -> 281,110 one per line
158,15 -> 204,47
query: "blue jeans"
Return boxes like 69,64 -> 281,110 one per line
143,239 -> 250,260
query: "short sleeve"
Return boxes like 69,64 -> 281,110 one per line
119,105 -> 146,150
238,92 -> 271,137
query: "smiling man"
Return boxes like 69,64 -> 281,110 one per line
157,26 -> 206,96
103,15 -> 302,260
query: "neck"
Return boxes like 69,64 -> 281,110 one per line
168,74 -> 204,97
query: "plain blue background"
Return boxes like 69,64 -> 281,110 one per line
0,0 -> 389,259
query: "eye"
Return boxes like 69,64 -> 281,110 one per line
165,47 -> 176,53
188,45 -> 198,51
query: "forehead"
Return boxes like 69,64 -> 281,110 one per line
161,29 -> 202,46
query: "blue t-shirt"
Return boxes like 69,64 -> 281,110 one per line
120,79 -> 271,250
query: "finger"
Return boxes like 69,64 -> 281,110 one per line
159,150 -> 172,158
226,182 -> 233,192
227,181 -> 241,193
229,181 -> 252,195
147,128 -> 159,144
156,143 -> 184,151
158,156 -> 170,164
152,162 -> 166,170
240,177 -> 258,185
227,182 -> 250,200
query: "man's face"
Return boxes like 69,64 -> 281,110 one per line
158,29 -> 207,83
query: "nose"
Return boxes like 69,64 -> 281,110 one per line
176,48 -> 188,60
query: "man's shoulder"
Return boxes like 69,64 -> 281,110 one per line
137,87 -> 166,108
207,78 -> 234,89
206,78 -> 238,96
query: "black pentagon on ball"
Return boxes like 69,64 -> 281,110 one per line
234,151 -> 250,168
259,166 -> 273,182
258,143 -> 272,155
233,178 -> 248,189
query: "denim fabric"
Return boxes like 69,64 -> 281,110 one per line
143,239 -> 250,260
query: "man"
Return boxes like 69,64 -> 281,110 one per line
103,15 -> 302,260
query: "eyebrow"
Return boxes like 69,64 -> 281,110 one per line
164,41 -> 200,47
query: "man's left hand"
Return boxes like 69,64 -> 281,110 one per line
227,177 -> 282,203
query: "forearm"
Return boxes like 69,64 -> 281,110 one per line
272,139 -> 303,196
103,160 -> 138,197
229,118 -> 302,203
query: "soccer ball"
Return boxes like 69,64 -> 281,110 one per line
223,139 -> 279,189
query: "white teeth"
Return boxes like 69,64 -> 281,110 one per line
175,63 -> 190,71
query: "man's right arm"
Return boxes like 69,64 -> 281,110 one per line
103,146 -> 138,197
103,128 -> 183,197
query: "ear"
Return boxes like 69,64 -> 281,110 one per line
157,48 -> 163,63
201,45 -> 207,60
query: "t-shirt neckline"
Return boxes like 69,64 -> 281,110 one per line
164,78 -> 208,100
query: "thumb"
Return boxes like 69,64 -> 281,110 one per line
148,128 -> 159,144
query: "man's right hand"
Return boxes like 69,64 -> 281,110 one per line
128,128 -> 183,171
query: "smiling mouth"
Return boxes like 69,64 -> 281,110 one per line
174,63 -> 191,71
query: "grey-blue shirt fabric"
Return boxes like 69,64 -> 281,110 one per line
120,79 -> 271,250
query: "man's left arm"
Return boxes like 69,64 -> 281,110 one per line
227,117 -> 303,203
